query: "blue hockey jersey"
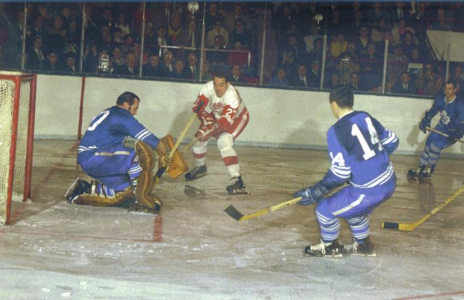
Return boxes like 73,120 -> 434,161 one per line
320,111 -> 399,193
426,95 -> 464,133
77,106 -> 160,163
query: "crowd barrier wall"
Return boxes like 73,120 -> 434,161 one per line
35,74 -> 464,156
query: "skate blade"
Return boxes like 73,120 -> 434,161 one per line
64,177 -> 81,198
350,252 -> 377,257
304,253 -> 343,258
227,189 -> 250,195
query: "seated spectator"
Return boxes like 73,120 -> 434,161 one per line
168,11 -> 183,45
161,50 -> 175,73
307,60 -> 321,88
177,19 -> 201,50
415,62 -> 440,92
229,19 -> 252,50
330,33 -> 348,59
391,19 -> 415,47
429,8 -> 453,31
303,24 -> 322,54
325,71 -> 342,89
206,19 -> 229,47
60,51 -> 78,73
46,14 -> 66,54
170,59 -> 188,79
200,60 -> 214,82
65,18 -> 80,53
115,11 -> 131,37
340,40 -> 359,61
336,52 -> 360,85
26,35 -> 45,70
392,71 -> 417,95
424,75 -> 445,96
229,64 -> 247,83
408,48 -> 424,64
370,17 -> 389,43
112,27 -> 124,46
277,50 -> 297,79
268,67 -> 290,87
111,46 -> 125,67
387,45 -> 408,82
142,53 -> 167,78
284,34 -> 305,63
206,35 -> 228,72
154,25 -> 172,58
450,64 -> 464,97
227,39 -> 251,67
305,37 -> 323,66
96,25 -> 113,51
185,52 -> 199,80
40,51 -> 59,72
347,72 -> 366,91
290,63 -> 309,88
115,52 -> 139,75
83,42 -> 99,73
400,30 -> 419,59
353,26 -> 372,57
359,43 -> 382,90
95,49 -> 114,74
224,3 -> 251,32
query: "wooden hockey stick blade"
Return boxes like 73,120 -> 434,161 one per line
426,127 -> 464,144
382,186 -> 464,232
223,197 -> 302,222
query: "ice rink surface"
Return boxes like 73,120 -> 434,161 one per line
1,140 -> 464,299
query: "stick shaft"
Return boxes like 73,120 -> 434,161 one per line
226,197 -> 302,222
427,127 -> 464,144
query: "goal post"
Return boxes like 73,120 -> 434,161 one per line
0,72 -> 37,225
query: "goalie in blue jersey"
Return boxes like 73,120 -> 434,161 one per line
294,87 -> 399,257
64,91 -> 172,214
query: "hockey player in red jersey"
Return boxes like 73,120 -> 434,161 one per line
185,72 -> 250,194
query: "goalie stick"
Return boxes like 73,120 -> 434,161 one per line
224,197 -> 302,221
382,186 -> 464,231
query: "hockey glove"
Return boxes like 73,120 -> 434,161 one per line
195,122 -> 223,142
294,182 -> 329,206
419,116 -> 431,134
193,94 -> 209,114
199,111 -> 216,126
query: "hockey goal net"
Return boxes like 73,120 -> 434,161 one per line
0,72 -> 37,225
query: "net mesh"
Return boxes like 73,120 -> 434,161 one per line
0,73 -> 32,225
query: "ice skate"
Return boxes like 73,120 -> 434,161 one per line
64,177 -> 91,203
304,239 -> 343,258
184,165 -> 207,181
407,167 -> 423,180
226,176 -> 249,195
343,237 -> 376,257
418,167 -> 433,181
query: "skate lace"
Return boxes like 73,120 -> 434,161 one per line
344,242 -> 359,253
311,240 -> 329,254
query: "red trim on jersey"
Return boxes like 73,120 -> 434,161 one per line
223,156 -> 239,166
193,153 -> 206,159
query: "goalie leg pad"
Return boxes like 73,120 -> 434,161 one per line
72,186 -> 133,206
135,140 -> 162,212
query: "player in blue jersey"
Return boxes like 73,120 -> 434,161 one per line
294,86 -> 399,257
64,91 -> 172,214
408,79 -> 464,179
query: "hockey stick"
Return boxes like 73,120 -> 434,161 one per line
224,197 -> 302,221
382,186 -> 464,231
155,103 -> 203,179
181,137 -> 198,153
426,127 -> 464,144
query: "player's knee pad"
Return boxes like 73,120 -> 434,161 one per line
135,140 -> 155,171
73,185 -> 133,207
217,134 -> 234,152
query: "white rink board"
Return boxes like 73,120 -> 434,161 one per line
34,74 -> 464,155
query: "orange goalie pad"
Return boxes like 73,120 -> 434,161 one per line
158,135 -> 188,179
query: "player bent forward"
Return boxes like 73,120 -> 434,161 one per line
407,79 -> 464,179
294,87 -> 399,257
65,91 -> 172,214
185,72 -> 250,194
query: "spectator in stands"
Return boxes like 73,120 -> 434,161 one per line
347,71 -> 367,91
389,1 -> 411,25
40,51 -> 59,72
6,10 -> 25,68
348,11 -> 367,40
408,47 -> 424,64
268,67 -> 290,87
206,35 -> 228,71
341,40 -> 359,61
115,11 -> 131,38
229,19 -> 252,50
359,43 -> 382,90
170,59 -> 188,79
336,52 -> 360,85
387,44 -> 408,81
206,18 -> 229,47
452,2 -> 464,32
61,51 -> 78,73
112,28 -> 124,46
185,52 -> 199,80
353,26 -> 372,57
370,17 -> 389,44
152,2 -> 174,31
111,46 -> 125,68
96,25 -> 113,52
307,60 -> 321,88
142,53 -> 167,78
424,75 -> 445,96
224,3 -> 251,32
161,50 -> 175,73
26,35 -> 46,70
450,64 -> 464,97
177,19 -> 201,50
27,15 -> 47,50
305,37 -> 323,66
83,5 -> 99,42
200,60 -> 214,82
330,33 -> 348,59
154,25 -> 172,58
65,18 -> 80,53
429,7 -> 453,31
366,2 -> 388,27
46,14 -> 66,54
229,64 -> 247,83
95,49 -> 114,74
375,29 -> 392,57
97,7 -> 113,29
277,49 -> 296,80
168,11 -> 183,45
415,62 -> 439,93
227,39 -> 251,67
116,52 -> 139,75
325,71 -> 342,89
400,31 -> 419,59
326,9 -> 344,37
391,19 -> 415,47
83,41 -> 98,73
392,71 -> 417,95
290,63 -> 309,88
205,2 -> 224,31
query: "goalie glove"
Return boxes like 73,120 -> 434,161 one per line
294,182 -> 330,206
195,122 -> 223,142
193,94 -> 209,115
